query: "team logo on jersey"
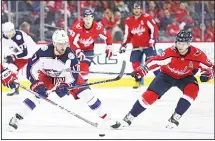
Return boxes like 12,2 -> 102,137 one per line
131,24 -> 145,36
41,45 -> 48,51
43,69 -> 62,77
189,61 -> 193,68
16,35 -> 22,40
68,52 -> 75,59
79,37 -> 94,47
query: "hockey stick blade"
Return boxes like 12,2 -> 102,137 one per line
69,60 -> 126,89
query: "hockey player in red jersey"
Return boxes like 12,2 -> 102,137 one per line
122,30 -> 215,129
119,2 -> 159,88
69,9 -> 113,81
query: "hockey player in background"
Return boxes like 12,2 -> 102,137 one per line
7,30 -> 121,131
119,2 -> 159,88
122,30 -> 215,129
1,21 -> 38,96
69,9 -> 113,82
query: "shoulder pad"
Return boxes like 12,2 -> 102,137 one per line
41,45 -> 48,51
68,52 -> 75,60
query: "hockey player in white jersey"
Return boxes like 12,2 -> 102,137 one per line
7,30 -> 121,131
1,21 -> 38,96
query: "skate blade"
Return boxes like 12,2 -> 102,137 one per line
166,124 -> 177,129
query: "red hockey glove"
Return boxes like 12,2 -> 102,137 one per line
131,65 -> 149,79
1,68 -> 17,89
105,45 -> 112,58
119,44 -> 127,53
75,49 -> 86,61
200,68 -> 214,82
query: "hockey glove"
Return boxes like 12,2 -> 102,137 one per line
131,65 -> 149,80
105,45 -> 113,58
55,82 -> 70,98
1,68 -> 17,89
119,44 -> 127,53
4,55 -> 16,64
30,80 -> 48,98
200,68 -> 214,82
76,49 -> 86,61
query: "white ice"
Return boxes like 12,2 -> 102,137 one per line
1,83 -> 214,139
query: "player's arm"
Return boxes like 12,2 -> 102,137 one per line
197,50 -> 215,82
145,14 -> 158,47
22,31 -> 38,58
120,19 -> 132,53
97,23 -> 113,58
68,24 -> 85,61
26,47 -> 49,98
132,48 -> 174,78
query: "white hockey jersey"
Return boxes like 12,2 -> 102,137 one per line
2,30 -> 39,60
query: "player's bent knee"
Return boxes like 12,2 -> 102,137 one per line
77,89 -> 101,110
183,83 -> 199,101
23,98 -> 36,110
138,90 -> 159,108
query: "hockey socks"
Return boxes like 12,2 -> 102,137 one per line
130,100 -> 146,117
175,98 -> 191,115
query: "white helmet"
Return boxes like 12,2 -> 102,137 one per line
52,30 -> 68,44
2,21 -> 15,37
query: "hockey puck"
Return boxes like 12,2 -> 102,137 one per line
99,134 -> 105,137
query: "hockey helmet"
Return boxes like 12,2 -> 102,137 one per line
133,2 -> 141,9
2,21 -> 15,38
176,30 -> 192,43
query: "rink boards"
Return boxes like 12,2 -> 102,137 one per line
2,42 -> 214,91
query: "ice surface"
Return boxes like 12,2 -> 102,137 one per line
1,84 -> 214,139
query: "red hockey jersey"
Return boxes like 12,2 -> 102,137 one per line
146,45 -> 214,79
69,20 -> 112,51
122,13 -> 158,48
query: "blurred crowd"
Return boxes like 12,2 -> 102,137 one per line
2,0 -> 214,42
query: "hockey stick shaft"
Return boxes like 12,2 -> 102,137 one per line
64,69 -> 131,76
86,48 -> 144,57
17,84 -> 98,128
68,60 -> 126,90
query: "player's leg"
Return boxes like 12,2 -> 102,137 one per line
166,76 -> 199,129
79,50 -> 94,82
68,74 -> 121,129
4,58 -> 30,96
143,47 -> 160,76
8,72 -> 54,131
122,72 -> 174,126
130,49 -> 144,88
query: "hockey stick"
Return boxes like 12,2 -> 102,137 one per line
68,70 -> 132,76
86,48 -> 144,57
16,84 -> 98,128
68,60 -> 126,89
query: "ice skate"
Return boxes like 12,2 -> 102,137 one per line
103,118 -> 121,129
7,113 -> 23,132
7,86 -> 19,96
122,112 -> 135,127
166,112 -> 181,129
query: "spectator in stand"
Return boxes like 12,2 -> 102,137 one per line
19,21 -> 39,42
192,22 -> 202,42
160,9 -> 172,31
101,9 -> 116,31
175,2 -> 188,23
166,15 -> 180,37
148,10 -> 160,26
111,11 -> 123,42
146,1 -> 158,17
207,20 -> 214,36
113,1 -> 130,18
94,1 -> 106,22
